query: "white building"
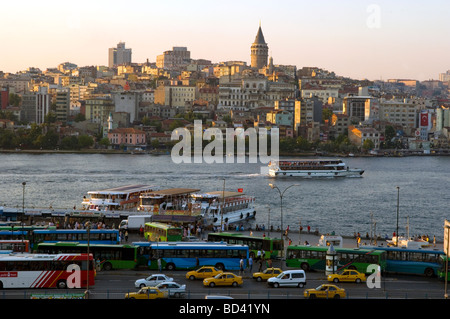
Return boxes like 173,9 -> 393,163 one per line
36,87 -> 51,124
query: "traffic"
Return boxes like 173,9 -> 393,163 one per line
0,223 -> 449,299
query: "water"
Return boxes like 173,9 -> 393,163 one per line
1,153 -> 449,240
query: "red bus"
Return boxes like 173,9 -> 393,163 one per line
0,253 -> 95,289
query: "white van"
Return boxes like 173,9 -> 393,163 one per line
267,270 -> 306,288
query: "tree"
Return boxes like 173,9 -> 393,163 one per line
74,113 -> 86,122
78,135 -> 94,149
61,136 -> 79,150
98,137 -> 110,148
362,139 -> 374,151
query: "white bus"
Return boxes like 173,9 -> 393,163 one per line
0,253 -> 95,289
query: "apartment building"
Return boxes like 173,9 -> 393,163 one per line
156,47 -> 191,70
154,84 -> 197,108
379,99 -> 417,128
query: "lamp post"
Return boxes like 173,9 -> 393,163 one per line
21,182 -> 26,252
396,186 -> 400,247
85,221 -> 91,299
221,179 -> 225,231
268,183 -> 299,238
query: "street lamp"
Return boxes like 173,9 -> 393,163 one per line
21,182 -> 26,252
396,186 -> 400,247
268,183 -> 299,237
85,221 -> 91,299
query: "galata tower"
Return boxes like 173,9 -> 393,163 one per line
250,23 -> 268,69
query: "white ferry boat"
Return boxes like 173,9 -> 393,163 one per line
268,159 -> 364,178
192,191 -> 256,227
81,184 -> 156,212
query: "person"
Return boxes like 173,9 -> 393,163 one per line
157,257 -> 162,272
257,249 -> 262,260
139,225 -> 144,237
125,230 -> 129,242
239,258 -> 244,274
248,256 -> 253,272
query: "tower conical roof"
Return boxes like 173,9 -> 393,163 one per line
253,26 -> 266,45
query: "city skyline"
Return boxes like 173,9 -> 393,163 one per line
1,0 -> 449,81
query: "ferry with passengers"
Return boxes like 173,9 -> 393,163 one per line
191,190 -> 256,227
268,158 -> 364,178
81,184 -> 156,212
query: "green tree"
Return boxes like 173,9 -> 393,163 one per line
98,137 -> 110,148
362,139 -> 374,151
78,135 -> 94,149
61,136 -> 79,150
74,113 -> 86,122
0,129 -> 18,149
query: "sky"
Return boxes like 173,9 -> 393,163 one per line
0,0 -> 449,81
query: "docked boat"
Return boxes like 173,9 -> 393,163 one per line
81,184 -> 156,212
268,159 -> 364,178
138,188 -> 202,224
192,191 -> 256,227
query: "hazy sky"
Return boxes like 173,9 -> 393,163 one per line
1,0 -> 449,81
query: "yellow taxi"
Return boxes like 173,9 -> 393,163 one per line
124,286 -> 168,299
252,267 -> 283,282
186,266 -> 223,280
303,284 -> 346,299
327,269 -> 366,283
203,272 -> 243,288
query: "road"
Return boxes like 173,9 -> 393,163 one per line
1,268 -> 444,300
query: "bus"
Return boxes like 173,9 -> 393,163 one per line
286,245 -> 387,274
0,253 -> 95,289
32,229 -> 120,246
368,246 -> 445,277
207,232 -> 284,259
437,255 -> 450,281
0,230 -> 28,241
132,241 -> 249,271
36,242 -> 138,271
0,240 -> 30,253
143,222 -> 182,242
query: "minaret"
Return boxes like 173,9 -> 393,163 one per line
250,22 -> 269,69
107,112 -> 113,131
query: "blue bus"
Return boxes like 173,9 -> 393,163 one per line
0,230 -> 28,241
32,229 -> 120,245
132,241 -> 249,271
369,246 -> 445,277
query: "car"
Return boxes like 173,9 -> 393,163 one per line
267,270 -> 306,288
252,267 -> 283,282
327,269 -> 366,283
124,286 -> 168,299
303,284 -> 346,299
182,235 -> 201,242
134,274 -> 174,288
155,281 -> 186,298
203,272 -> 243,288
186,266 -> 223,280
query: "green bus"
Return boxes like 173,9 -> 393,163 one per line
144,222 -> 182,242
36,242 -> 138,270
437,255 -> 450,281
207,232 -> 284,259
286,245 -> 387,274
